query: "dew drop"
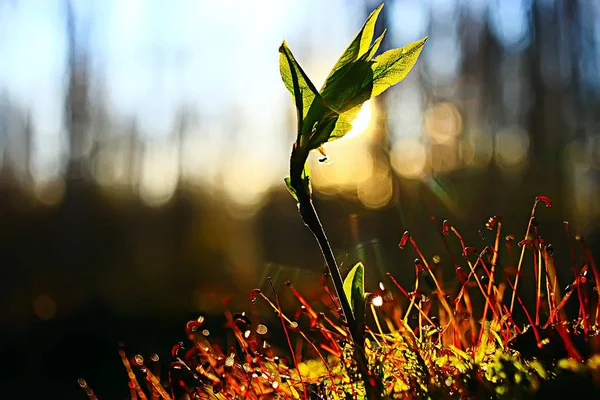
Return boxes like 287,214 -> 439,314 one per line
371,295 -> 384,307
134,355 -> 144,366
244,330 -> 251,338
78,378 -> 87,388
256,324 -> 268,335
432,255 -> 441,265
202,329 -> 210,336
150,354 -> 159,362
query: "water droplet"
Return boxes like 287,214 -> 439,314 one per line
289,321 -> 299,330
78,378 -> 87,388
535,195 -> 552,208
432,255 -> 441,264
150,354 -> 159,362
399,231 -> 410,249
505,235 -> 515,242
225,357 -> 234,367
272,381 -> 279,389
202,329 -> 210,336
371,295 -> 384,307
256,324 -> 268,335
244,330 -> 251,338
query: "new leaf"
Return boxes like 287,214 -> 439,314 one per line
343,262 -> 365,314
280,3 -> 427,202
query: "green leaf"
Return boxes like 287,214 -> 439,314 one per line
284,176 -> 297,201
343,262 -> 365,313
370,36 -> 428,98
320,4 -> 383,95
279,41 -> 321,143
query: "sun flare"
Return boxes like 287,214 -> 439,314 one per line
343,100 -> 374,141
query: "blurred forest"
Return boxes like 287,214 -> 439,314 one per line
1,0 -> 600,397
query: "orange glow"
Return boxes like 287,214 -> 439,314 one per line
495,125 -> 530,170
390,138 -> 428,178
343,100 -> 374,141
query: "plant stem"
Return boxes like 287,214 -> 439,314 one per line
290,150 -> 380,398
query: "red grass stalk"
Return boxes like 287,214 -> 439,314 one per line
509,196 -> 552,315
265,281 -> 308,400
576,237 -> 600,326
564,221 -> 588,332
119,349 -> 149,400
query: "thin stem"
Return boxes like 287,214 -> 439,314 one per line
290,150 -> 380,399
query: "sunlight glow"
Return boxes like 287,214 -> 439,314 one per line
390,138 -> 428,178
343,100 -> 374,141
372,295 -> 384,307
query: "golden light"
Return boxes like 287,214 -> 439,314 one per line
33,178 -> 66,206
371,295 -> 384,307
357,165 -> 393,209
390,138 -> 428,178
495,125 -> 530,170
310,101 -> 376,193
343,100 -> 375,141
424,102 -> 462,145
139,142 -> 179,207
310,140 -> 373,191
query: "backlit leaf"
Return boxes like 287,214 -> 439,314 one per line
343,262 -> 365,314
320,4 -> 383,95
279,41 -> 321,143
370,37 -> 428,98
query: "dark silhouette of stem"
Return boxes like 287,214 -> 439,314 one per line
290,148 -> 380,399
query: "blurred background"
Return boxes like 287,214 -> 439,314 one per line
1,0 -> 600,397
